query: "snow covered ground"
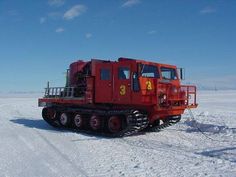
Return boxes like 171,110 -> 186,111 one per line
0,91 -> 235,177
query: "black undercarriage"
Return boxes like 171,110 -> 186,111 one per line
42,106 -> 181,137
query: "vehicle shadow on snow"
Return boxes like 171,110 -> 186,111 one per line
184,119 -> 236,134
196,147 -> 236,163
10,117 -> 60,132
10,117 -> 121,140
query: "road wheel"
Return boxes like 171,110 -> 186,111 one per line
73,114 -> 83,129
89,115 -> 101,131
59,112 -> 71,127
107,116 -> 122,133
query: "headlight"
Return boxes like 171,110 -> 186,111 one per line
159,94 -> 167,104
172,87 -> 178,93
163,94 -> 167,100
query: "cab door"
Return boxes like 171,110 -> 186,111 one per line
95,63 -> 113,103
113,63 -> 131,104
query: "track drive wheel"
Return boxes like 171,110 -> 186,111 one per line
59,112 -> 71,127
108,116 -> 122,133
151,119 -> 160,127
89,115 -> 101,131
73,114 -> 83,129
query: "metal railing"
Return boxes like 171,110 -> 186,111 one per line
44,87 -> 76,98
157,84 -> 197,108
180,85 -> 197,107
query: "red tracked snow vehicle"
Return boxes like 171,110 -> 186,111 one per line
38,57 -> 197,137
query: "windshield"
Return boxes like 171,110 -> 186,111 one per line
161,67 -> 177,80
140,64 -> 159,78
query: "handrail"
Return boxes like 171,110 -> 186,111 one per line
156,84 -> 197,108
44,87 -> 76,98
180,85 -> 197,107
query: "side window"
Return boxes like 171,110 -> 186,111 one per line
161,67 -> 177,80
118,67 -> 130,80
100,68 -> 110,80
140,64 -> 159,78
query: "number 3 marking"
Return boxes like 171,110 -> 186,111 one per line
120,85 -> 126,95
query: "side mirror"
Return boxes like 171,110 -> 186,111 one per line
133,72 -> 140,92
178,68 -> 185,80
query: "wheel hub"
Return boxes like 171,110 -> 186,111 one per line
90,115 -> 101,130
74,114 -> 83,128
108,116 -> 121,133
60,113 -> 68,126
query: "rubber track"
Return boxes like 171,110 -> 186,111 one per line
146,116 -> 181,132
43,107 -> 149,138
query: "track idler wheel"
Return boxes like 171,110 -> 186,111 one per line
59,113 -> 71,127
108,116 -> 122,133
73,114 -> 83,129
42,107 -> 60,127
42,107 -> 56,120
89,115 -> 101,131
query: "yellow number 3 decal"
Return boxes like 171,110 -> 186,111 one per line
146,81 -> 152,90
120,85 -> 126,95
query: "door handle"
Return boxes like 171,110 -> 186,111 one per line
127,84 -> 131,87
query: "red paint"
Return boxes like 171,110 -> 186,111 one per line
39,57 -> 198,124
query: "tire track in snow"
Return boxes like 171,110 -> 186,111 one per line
118,137 -> 204,177
33,129 -> 88,177
112,138 -> 162,176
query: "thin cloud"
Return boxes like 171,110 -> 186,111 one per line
40,17 -> 46,24
192,75 -> 236,90
48,12 -> 62,20
7,10 -> 22,21
122,0 -> 141,8
85,33 -> 92,39
147,30 -> 157,35
55,27 -> 65,33
48,0 -> 65,7
7,10 -> 18,16
200,6 -> 217,14
63,5 -> 87,20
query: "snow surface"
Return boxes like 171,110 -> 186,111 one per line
0,91 -> 236,177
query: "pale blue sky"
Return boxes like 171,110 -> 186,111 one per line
0,0 -> 235,92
